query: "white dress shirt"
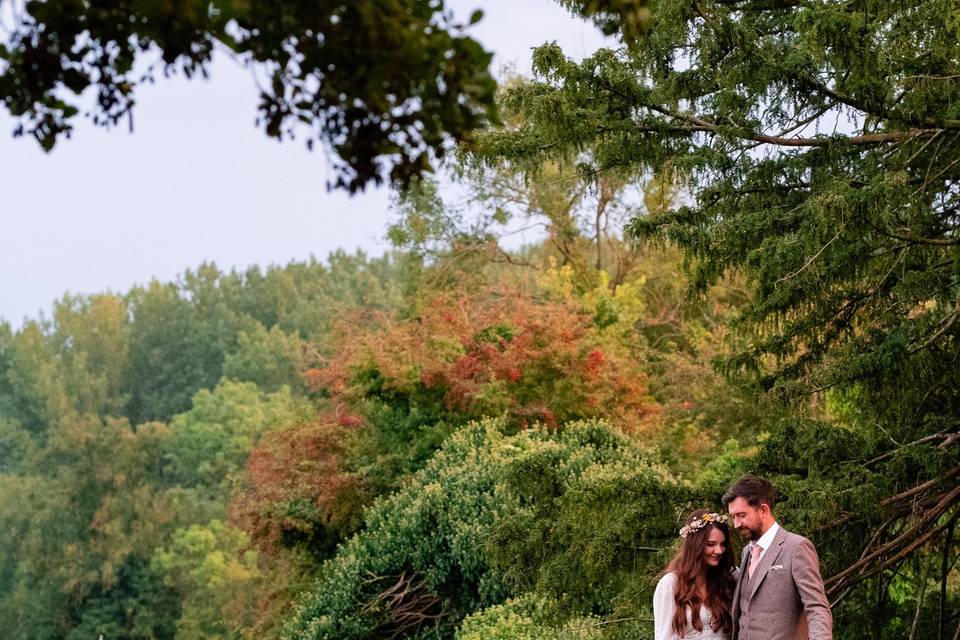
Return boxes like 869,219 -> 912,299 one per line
749,521 -> 780,562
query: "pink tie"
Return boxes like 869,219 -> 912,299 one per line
748,544 -> 763,579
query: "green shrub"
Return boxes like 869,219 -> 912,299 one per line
283,418 -> 658,640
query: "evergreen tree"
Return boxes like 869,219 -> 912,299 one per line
470,0 -> 960,631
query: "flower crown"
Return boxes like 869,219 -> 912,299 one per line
679,512 -> 729,538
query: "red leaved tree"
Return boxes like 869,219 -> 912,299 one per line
228,410 -> 371,556
308,285 -> 659,433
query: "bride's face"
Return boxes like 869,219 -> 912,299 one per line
702,527 -> 727,567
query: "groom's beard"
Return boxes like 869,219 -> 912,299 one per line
739,524 -> 762,541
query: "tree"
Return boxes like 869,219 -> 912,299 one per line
151,520 -> 262,640
228,413 -> 371,559
51,293 -> 131,418
0,320 -> 68,435
223,325 -> 307,393
389,166 -> 645,293
163,380 -> 311,494
0,0 -> 497,191
307,285 -> 659,480
0,414 -> 184,640
389,79 -> 681,295
281,417 -> 661,640
387,170 -> 773,470
62,557 -> 180,640
124,279 -> 229,424
0,252 -> 466,639
471,0 -> 960,630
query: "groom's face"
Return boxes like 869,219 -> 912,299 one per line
727,496 -> 764,541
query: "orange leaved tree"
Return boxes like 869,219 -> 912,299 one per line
309,285 -> 659,434
229,413 -> 371,557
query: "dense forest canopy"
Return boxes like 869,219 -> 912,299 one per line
1,1 -> 957,639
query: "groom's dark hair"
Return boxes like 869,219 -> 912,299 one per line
722,474 -> 777,509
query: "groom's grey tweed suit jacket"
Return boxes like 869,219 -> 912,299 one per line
731,526 -> 832,640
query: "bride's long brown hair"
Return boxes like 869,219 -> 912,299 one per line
664,509 -> 737,638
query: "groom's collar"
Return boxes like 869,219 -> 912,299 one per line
753,521 -> 780,551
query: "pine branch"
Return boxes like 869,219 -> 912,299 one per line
642,105 -> 937,147
710,0 -> 802,9
798,77 -> 960,131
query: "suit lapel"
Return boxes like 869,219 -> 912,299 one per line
748,526 -> 787,601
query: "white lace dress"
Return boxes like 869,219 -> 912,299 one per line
653,572 -> 729,640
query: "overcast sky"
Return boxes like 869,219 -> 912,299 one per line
0,1 -> 612,327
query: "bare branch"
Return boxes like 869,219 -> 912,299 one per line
826,484 -> 960,595
862,432 -> 960,466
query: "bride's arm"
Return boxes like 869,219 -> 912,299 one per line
653,573 -> 677,640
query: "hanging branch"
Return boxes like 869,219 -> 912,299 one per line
939,512 -> 959,638
361,570 -> 446,640
826,484 -> 960,602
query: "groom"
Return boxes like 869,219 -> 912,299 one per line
723,475 -> 833,640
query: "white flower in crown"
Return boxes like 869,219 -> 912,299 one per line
679,512 -> 730,538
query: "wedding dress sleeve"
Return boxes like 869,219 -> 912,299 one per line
653,572 -> 678,640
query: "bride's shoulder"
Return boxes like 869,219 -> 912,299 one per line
655,572 -> 678,592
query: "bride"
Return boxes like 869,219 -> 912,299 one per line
653,509 -> 737,640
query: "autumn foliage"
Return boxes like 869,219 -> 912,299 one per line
229,414 -> 370,555
308,286 -> 659,433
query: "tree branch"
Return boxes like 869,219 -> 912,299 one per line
879,465 -> 960,507
798,76 -> 960,131
862,432 -> 960,466
717,0 -> 801,8
641,105 -> 938,147
826,484 -> 960,594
